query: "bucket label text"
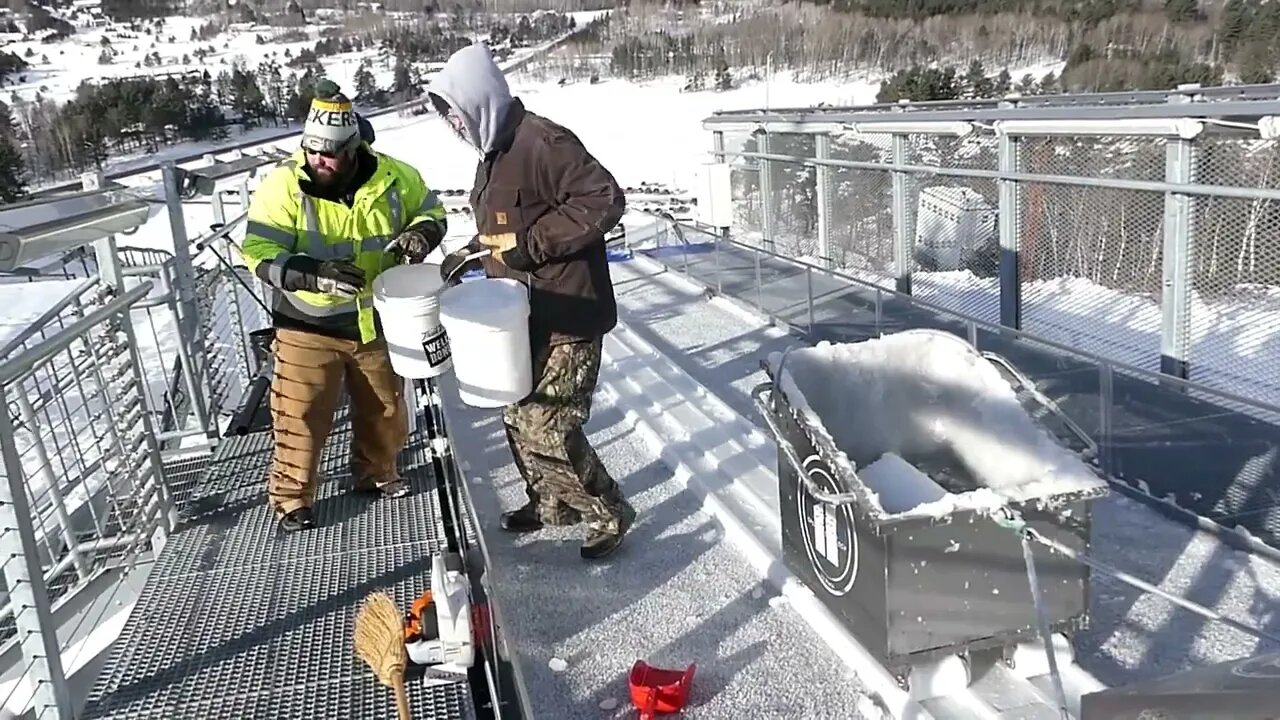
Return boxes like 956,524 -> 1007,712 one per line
423,328 -> 451,367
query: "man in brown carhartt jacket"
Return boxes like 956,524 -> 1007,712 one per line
429,43 -> 635,560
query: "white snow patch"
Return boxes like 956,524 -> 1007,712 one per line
0,279 -> 86,348
858,452 -> 947,514
770,329 -> 1105,519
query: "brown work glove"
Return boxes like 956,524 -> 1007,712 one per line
480,232 -> 538,272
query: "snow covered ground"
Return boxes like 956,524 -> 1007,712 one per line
2,10 -> 612,106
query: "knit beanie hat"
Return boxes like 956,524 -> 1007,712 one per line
301,80 -> 359,154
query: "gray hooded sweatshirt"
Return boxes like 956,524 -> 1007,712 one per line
429,43 -> 513,155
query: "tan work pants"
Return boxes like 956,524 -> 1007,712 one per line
267,328 -> 408,515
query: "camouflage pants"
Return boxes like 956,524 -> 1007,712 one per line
503,338 -> 629,530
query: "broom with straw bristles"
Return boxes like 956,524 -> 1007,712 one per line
355,591 -> 412,720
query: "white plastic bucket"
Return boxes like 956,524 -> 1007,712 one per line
372,263 -> 453,379
438,278 -> 532,408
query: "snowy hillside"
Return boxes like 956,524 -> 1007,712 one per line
1,9 -> 612,105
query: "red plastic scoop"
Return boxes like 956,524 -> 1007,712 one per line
628,660 -> 696,719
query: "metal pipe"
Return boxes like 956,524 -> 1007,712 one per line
0,282 -> 152,386
0,385 -> 72,719
0,276 -> 100,358
705,82 -> 1280,120
1020,534 -> 1071,720
718,149 -> 1280,204
228,365 -> 272,437
750,382 -> 864,506
161,162 -> 212,438
702,94 -> 1280,127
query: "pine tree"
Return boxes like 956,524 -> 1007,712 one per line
1236,41 -> 1274,83
353,59 -> 378,101
1164,0 -> 1200,23
0,100 -> 26,204
229,64 -> 267,126
1219,0 -> 1253,57
964,59 -> 992,98
994,68 -> 1012,96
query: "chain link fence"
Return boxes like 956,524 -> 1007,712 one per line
908,133 -> 1002,324
829,131 -> 895,287
1188,137 -> 1280,409
765,133 -> 820,262
1018,135 -> 1168,371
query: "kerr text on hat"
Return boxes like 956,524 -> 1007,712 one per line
302,94 -> 359,154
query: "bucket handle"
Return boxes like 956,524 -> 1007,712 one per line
440,247 -> 533,304
443,247 -> 493,284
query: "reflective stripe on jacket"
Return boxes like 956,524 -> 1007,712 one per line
240,148 -> 447,343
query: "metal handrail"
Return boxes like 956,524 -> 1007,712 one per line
704,93 -> 1280,127
0,281 -> 153,386
749,381 -> 864,507
667,220 -> 1280,419
719,149 -> 1280,204
707,82 -> 1280,121
0,276 -> 100,358
982,351 -> 1099,460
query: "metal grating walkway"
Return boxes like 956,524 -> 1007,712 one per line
80,413 -> 475,719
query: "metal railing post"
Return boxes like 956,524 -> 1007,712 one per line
815,132 -> 834,269
0,384 -> 73,720
998,99 -> 1023,330
161,161 -> 215,436
757,130 -> 774,251
83,172 -> 125,292
211,187 -> 227,230
1099,362 -> 1115,477
1159,89 -> 1197,381
891,133 -> 913,295
717,227 -> 727,295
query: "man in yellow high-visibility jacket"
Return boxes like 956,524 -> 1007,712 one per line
240,81 -> 448,532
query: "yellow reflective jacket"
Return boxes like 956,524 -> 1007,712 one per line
240,148 -> 447,343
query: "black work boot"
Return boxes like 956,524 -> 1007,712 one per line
581,501 -> 636,560
499,502 -> 582,533
279,507 -> 315,533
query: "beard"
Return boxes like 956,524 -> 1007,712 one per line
309,155 -> 355,191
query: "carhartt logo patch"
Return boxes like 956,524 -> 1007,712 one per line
495,211 -> 508,226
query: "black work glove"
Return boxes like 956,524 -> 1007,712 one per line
282,255 -> 366,298
440,237 -> 485,284
393,222 -> 444,264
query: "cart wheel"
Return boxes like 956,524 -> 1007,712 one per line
1000,643 -> 1017,669
702,288 -> 715,302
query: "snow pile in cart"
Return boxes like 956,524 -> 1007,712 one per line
769,329 -> 1104,519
